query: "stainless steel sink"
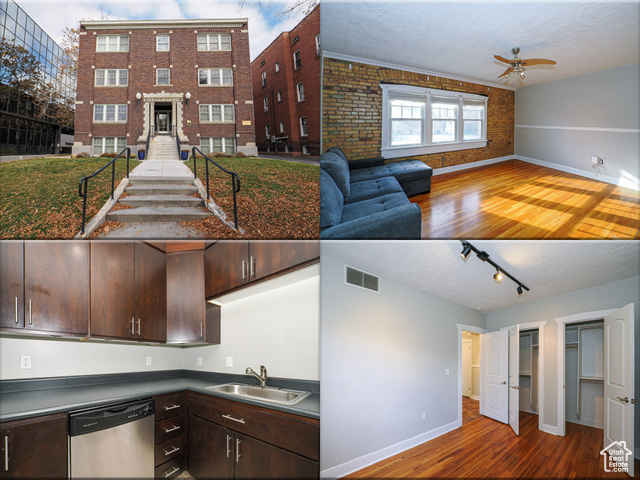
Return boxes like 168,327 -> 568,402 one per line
207,383 -> 311,406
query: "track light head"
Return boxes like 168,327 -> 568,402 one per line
517,285 -> 523,296
461,243 -> 472,262
494,270 -> 503,284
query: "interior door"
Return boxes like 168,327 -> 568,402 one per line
462,338 -> 472,398
508,325 -> 520,435
481,330 -> 509,424
604,303 -> 635,477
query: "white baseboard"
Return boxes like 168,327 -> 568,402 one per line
320,420 -> 459,479
470,394 -> 480,401
542,423 -> 563,436
517,155 -> 640,191
432,155 -> 515,175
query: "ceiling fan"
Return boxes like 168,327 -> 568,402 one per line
494,47 -> 557,79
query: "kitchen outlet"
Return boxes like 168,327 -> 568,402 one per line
421,412 -> 426,420
197,357 -> 203,366
21,355 -> 31,369
226,356 -> 233,367
445,368 -> 450,375
146,356 -> 152,366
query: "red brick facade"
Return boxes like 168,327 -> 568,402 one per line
251,6 -> 320,156
322,58 -> 515,169
73,18 -> 257,156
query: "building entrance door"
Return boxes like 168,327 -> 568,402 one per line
156,112 -> 169,134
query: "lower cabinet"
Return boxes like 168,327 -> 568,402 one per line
187,393 -> 319,479
0,413 -> 67,479
154,393 -> 186,479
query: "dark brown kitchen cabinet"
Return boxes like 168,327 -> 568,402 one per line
23,242 -> 89,336
91,242 -> 166,342
205,241 -> 319,298
154,393 -> 186,479
0,241 -> 24,330
0,413 -> 67,479
188,414 -> 234,479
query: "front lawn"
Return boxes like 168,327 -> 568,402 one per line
0,155 -> 319,239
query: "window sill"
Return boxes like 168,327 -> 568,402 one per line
198,84 -> 234,87
95,85 -> 128,88
300,134 -> 309,138
200,121 -> 236,124
381,140 -> 487,159
197,49 -> 232,52
93,121 -> 128,124
297,99 -> 305,104
95,51 -> 129,53
154,84 -> 173,87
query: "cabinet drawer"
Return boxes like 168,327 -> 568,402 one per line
154,392 -> 185,421
155,415 -> 184,444
154,455 -> 183,479
188,393 -> 319,461
154,434 -> 184,467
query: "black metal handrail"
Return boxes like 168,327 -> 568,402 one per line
77,147 -> 131,235
144,126 -> 151,160
192,146 -> 241,229
173,124 -> 181,161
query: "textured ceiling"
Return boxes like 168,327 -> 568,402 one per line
322,241 -> 640,312
321,1 -> 640,87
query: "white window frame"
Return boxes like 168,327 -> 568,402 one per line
200,137 -> 236,154
265,124 -> 270,139
275,62 -> 280,73
92,137 -> 127,155
198,68 -> 233,86
296,82 -> 305,102
261,71 -> 266,86
279,121 -> 285,133
156,68 -> 170,86
277,91 -> 282,102
381,84 -> 488,158
197,34 -> 232,51
315,34 -> 320,56
156,35 -> 170,52
96,35 -> 129,52
263,97 -> 268,113
93,104 -> 127,123
300,116 -> 308,137
199,104 -> 235,123
95,69 -> 128,86
293,49 -> 301,69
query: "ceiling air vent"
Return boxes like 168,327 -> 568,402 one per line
345,265 -> 380,293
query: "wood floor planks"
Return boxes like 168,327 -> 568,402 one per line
346,412 -> 637,478
411,160 -> 640,239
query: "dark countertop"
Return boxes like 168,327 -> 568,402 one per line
0,375 -> 319,423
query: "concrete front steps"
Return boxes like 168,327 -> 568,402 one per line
147,135 -> 180,160
107,176 -> 211,223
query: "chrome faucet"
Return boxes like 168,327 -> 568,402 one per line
246,365 -> 268,388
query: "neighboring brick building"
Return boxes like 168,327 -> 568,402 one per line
73,18 -> 257,157
251,6 -> 320,156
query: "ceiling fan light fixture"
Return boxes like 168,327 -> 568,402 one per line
520,71 -> 525,79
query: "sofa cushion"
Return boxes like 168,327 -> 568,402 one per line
341,192 -> 412,224
349,159 -> 432,184
326,147 -> 348,162
320,151 -> 350,199
320,169 -> 344,229
347,176 -> 404,204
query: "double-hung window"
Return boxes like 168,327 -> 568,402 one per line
197,34 -> 231,51
293,50 -> 301,69
199,104 -> 235,123
156,68 -> 170,85
95,69 -> 128,86
156,35 -> 170,51
296,82 -> 305,102
92,137 -> 127,155
198,68 -> 233,86
381,84 -> 487,158
263,97 -> 268,113
261,71 -> 266,86
265,124 -> 271,139
275,62 -> 280,73
94,105 -> 127,122
300,117 -> 308,137
96,35 -> 128,52
200,137 -> 236,154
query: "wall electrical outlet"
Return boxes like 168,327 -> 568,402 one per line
197,357 -> 203,366
421,412 -> 426,420
226,356 -> 233,368
146,356 -> 152,366
591,153 -> 599,165
21,355 -> 31,369
445,368 -> 450,375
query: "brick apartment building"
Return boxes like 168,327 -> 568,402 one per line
251,6 -> 320,156
72,18 -> 257,157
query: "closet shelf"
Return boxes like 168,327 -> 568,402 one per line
579,376 -> 604,383
519,372 -> 531,376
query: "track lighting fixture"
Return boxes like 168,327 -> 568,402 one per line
459,241 -> 530,296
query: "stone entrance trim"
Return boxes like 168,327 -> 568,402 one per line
138,91 -> 189,144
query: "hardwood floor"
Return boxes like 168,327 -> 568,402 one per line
462,396 -> 480,425
346,412 -> 636,478
411,160 -> 640,239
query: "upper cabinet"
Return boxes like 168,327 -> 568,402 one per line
23,242 -> 90,336
91,242 -> 166,342
0,241 -> 24,329
205,241 -> 319,298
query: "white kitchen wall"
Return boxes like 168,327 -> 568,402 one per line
320,254 -> 486,477
485,276 -> 639,453
515,63 -> 640,189
0,336 -> 183,380
181,274 -> 320,381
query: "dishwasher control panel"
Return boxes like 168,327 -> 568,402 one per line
69,399 -> 155,436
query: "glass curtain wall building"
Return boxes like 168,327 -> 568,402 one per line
0,0 -> 76,155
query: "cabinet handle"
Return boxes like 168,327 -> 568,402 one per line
235,438 -> 241,463
137,318 -> 141,336
164,446 -> 180,456
222,414 -> 245,424
4,436 -> 8,472
241,260 -> 246,280
28,299 -> 32,325
14,297 -> 18,324
200,322 -> 203,339
250,256 -> 256,277
131,317 -> 135,335
164,404 -> 181,411
163,425 -> 181,433
164,466 -> 180,478
226,434 -> 232,458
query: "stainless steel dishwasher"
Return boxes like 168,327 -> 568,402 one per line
69,398 -> 155,478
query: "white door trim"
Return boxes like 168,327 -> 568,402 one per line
555,309 -> 616,437
457,324 -> 486,427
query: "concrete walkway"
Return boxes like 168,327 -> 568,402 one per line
129,158 -> 194,178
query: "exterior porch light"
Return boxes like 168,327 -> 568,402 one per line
185,92 -> 191,106
136,92 -> 142,105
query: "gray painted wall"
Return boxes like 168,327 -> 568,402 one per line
320,254 -> 486,474
515,63 -> 640,187
486,276 -> 639,449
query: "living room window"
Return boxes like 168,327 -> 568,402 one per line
198,68 -> 233,86
93,104 -> 127,123
199,104 -> 235,123
381,84 -> 487,158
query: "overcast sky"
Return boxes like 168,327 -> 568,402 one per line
16,0 -> 307,61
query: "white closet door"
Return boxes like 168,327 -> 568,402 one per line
508,325 -> 520,435
481,330 -> 509,424
604,304 -> 635,477
462,338 -> 472,397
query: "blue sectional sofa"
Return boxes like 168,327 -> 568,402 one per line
320,148 -> 432,239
